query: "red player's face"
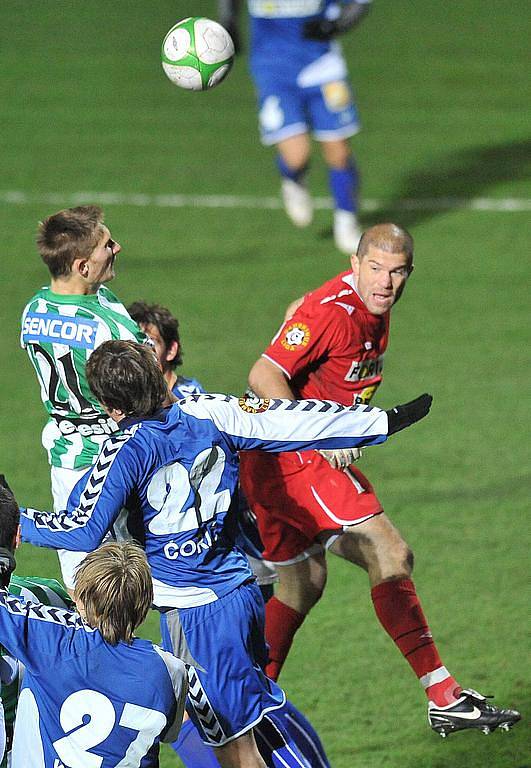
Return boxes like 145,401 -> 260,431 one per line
351,246 -> 412,315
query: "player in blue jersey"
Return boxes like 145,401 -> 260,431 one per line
19,340 -> 431,767
0,486 -> 188,768
0,475 -> 75,767
127,304 -> 332,767
219,0 -> 372,253
127,302 -> 205,399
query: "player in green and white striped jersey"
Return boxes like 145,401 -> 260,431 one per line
20,206 -> 147,591
0,479 -> 73,766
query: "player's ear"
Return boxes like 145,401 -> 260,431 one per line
75,258 -> 90,278
165,341 -> 179,364
102,403 -> 126,423
350,252 -> 360,279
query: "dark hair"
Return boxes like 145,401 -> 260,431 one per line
0,487 -> 20,551
357,223 -> 414,267
87,340 -> 167,417
127,302 -> 183,369
36,205 -> 106,278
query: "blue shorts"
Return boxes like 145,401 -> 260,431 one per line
160,581 -> 285,746
256,79 -> 360,146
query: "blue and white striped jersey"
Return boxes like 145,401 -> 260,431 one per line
21,394 -> 388,609
0,588 -> 187,768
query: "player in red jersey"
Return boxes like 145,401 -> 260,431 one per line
239,223 -> 520,737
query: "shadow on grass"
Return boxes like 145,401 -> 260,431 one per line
365,138 -> 531,230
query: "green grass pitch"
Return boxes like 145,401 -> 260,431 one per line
1,1 -> 529,766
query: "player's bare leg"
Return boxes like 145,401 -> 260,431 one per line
264,551 -> 327,680
320,138 -> 362,253
328,513 -> 412,585
215,730 -> 267,768
330,514 -> 520,736
277,134 -> 313,227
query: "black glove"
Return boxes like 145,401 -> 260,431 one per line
386,394 -> 432,436
0,547 -> 16,585
0,474 -> 13,494
303,2 -> 370,41
303,18 -> 338,41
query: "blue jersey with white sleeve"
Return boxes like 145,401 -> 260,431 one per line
250,0 -> 371,80
21,395 -> 388,609
0,588 -> 187,768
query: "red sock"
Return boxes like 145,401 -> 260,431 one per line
264,596 -> 306,681
371,578 -> 461,706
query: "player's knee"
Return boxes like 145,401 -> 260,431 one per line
321,140 -> 352,168
306,575 -> 326,605
392,541 -> 413,577
299,575 -> 326,610
277,572 -> 325,614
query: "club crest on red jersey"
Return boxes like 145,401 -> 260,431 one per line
238,396 -> 271,414
281,322 -> 310,351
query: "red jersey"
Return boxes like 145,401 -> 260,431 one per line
263,271 -> 390,406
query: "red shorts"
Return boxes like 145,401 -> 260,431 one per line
239,449 -> 382,564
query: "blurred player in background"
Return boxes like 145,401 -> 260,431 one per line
0,476 -> 73,767
0,489 -> 188,767
19,340 -> 430,766
20,206 -> 147,594
239,223 -> 521,737
219,0 -> 372,253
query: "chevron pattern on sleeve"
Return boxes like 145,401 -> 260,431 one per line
0,589 -> 86,631
31,433 -> 132,532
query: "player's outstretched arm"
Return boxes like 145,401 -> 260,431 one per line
178,391 -> 432,455
303,0 -> 371,41
385,393 -> 433,435
0,550 -> 82,673
19,434 -> 139,552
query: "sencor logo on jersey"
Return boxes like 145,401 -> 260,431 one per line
22,313 -> 98,349
238,396 -> 271,414
281,322 -> 310,351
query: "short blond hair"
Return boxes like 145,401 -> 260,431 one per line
357,223 -> 414,266
74,542 -> 153,644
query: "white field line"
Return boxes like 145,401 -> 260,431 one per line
0,190 -> 529,212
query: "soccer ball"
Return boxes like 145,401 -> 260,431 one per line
161,17 -> 235,91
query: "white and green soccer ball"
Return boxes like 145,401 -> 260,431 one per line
161,17 -> 235,91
